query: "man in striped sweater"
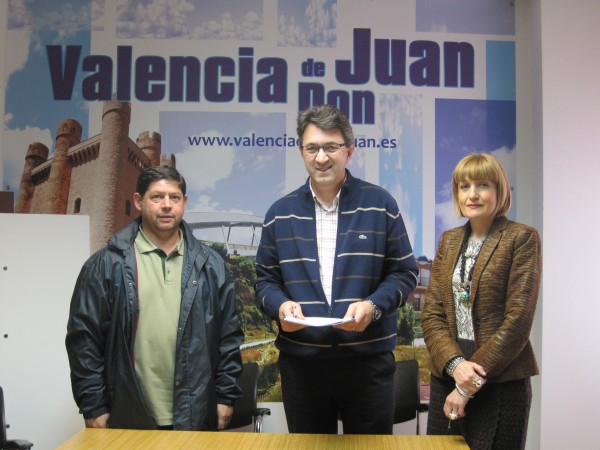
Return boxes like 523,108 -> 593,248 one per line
255,104 -> 419,435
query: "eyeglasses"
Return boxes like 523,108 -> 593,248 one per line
301,143 -> 346,155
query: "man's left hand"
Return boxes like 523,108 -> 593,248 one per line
334,300 -> 374,332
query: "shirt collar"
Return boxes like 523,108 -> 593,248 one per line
310,183 -> 341,212
135,226 -> 184,256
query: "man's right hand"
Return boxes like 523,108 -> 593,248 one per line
279,301 -> 307,332
85,413 -> 110,428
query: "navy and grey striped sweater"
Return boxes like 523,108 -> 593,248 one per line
255,171 -> 419,358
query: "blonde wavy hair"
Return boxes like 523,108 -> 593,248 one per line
452,153 -> 512,219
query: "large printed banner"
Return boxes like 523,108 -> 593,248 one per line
1,0 -> 516,401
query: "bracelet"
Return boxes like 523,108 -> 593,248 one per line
444,356 -> 465,377
455,383 -> 475,399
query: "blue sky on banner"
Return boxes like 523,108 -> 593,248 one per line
3,0 -> 516,258
4,0 -> 92,193
2,0 -> 341,250
115,0 -> 263,40
159,110 -> 286,244
416,0 -> 516,254
112,0 -> 336,46
416,0 -> 515,35
378,93 -> 422,258
434,99 -> 517,248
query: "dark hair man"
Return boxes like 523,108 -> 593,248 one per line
255,105 -> 419,434
66,166 -> 243,430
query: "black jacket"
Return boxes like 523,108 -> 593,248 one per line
66,218 -> 243,430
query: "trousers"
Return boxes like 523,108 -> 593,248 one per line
278,351 -> 396,434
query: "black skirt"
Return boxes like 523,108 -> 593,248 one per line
427,373 -> 532,450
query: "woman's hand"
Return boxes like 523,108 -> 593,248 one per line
453,360 -> 487,396
444,388 -> 470,420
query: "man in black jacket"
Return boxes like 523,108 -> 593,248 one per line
66,166 -> 243,430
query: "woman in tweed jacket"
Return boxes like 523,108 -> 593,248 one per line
422,153 -> 542,449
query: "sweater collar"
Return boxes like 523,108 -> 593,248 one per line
302,169 -> 356,208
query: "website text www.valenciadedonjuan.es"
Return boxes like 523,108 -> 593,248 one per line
187,133 -> 397,150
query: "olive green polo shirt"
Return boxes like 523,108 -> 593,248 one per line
133,226 -> 184,426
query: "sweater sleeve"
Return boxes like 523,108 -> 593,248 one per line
254,207 -> 290,319
365,201 -> 419,313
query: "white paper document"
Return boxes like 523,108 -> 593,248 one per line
283,316 -> 355,327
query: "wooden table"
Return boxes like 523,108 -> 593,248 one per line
57,429 -> 469,449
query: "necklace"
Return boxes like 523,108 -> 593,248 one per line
458,229 -> 483,307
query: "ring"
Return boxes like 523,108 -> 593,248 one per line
472,378 -> 483,387
449,411 -> 458,420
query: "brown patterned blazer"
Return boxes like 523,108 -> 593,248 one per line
422,216 -> 542,382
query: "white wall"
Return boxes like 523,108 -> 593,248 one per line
0,0 -> 6,190
515,1 -> 543,448
0,214 -> 89,449
536,1 -> 600,449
